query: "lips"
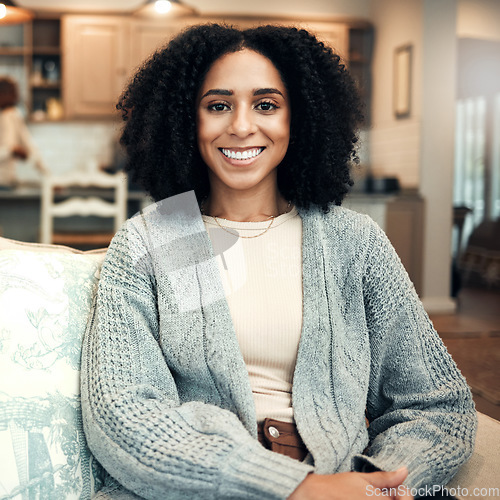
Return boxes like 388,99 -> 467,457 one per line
219,147 -> 264,160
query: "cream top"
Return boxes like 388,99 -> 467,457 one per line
203,207 -> 303,423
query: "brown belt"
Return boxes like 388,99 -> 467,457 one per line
257,418 -> 309,462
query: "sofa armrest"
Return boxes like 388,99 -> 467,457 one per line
446,412 -> 500,499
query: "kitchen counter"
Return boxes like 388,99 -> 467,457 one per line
2,189 -> 422,293
343,192 -> 398,231
0,184 -> 147,201
0,184 -> 150,243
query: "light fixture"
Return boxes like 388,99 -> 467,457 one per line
0,0 -> 33,25
135,0 -> 197,18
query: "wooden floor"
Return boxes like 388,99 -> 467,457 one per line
430,286 -> 500,421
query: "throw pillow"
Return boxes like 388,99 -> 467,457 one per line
0,243 -> 105,500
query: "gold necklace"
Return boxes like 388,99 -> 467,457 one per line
201,201 -> 291,239
213,214 -> 275,239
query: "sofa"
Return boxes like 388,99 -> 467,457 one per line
0,235 -> 499,500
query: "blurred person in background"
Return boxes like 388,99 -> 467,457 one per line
0,76 -> 47,188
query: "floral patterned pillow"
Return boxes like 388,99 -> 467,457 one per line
0,248 -> 106,500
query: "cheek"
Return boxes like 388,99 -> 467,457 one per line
276,110 -> 291,138
196,112 -> 206,141
196,116 -> 211,153
196,116 -> 218,167
197,114 -> 224,146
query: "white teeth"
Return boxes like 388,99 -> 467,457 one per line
221,148 -> 263,160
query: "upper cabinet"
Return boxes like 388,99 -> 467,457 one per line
1,14 -> 371,121
128,19 -> 183,71
0,16 -> 63,121
31,18 -> 62,120
62,15 -> 187,118
62,16 -> 129,118
48,14 -> 370,120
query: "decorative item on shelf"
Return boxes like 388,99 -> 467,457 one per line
134,0 -> 197,17
0,0 -> 33,25
31,59 -> 44,86
353,169 -> 400,195
46,98 -> 63,120
44,60 -> 60,84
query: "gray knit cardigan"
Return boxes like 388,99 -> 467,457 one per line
81,201 -> 476,500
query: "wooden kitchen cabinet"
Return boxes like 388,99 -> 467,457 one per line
61,14 -> 371,119
129,19 -> 186,72
385,192 -> 425,295
0,16 -> 62,121
62,16 -> 129,118
62,15 -> 186,118
345,191 -> 425,295
198,17 -> 349,59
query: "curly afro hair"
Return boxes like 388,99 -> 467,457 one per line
118,23 -> 363,211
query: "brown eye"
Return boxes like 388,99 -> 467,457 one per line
208,102 -> 230,112
256,101 -> 278,111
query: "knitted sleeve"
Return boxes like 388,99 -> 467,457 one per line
80,221 -> 312,500
353,218 -> 477,488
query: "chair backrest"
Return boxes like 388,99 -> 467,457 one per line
40,171 -> 127,245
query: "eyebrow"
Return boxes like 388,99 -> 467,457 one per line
254,88 -> 284,97
200,87 -> 284,99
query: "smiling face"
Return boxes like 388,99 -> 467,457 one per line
196,49 -> 291,198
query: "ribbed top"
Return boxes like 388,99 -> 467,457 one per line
203,207 -> 302,423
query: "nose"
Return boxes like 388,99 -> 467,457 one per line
227,107 -> 257,138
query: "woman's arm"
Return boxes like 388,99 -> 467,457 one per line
13,109 -> 48,173
81,221 -> 313,500
353,219 -> 477,488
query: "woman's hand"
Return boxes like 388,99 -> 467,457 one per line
288,467 -> 413,500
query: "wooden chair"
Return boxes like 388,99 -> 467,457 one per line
40,171 -> 127,248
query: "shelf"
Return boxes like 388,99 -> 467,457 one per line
0,47 -> 28,56
33,47 -> 60,56
0,17 -> 63,117
31,82 -> 61,89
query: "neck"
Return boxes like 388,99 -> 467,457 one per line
202,188 -> 289,222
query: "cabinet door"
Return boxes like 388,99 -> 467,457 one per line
129,20 -> 182,72
63,16 -> 129,118
298,21 -> 349,60
385,195 -> 425,295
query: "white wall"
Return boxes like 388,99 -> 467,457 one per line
369,0 -> 459,313
419,0 -> 457,313
369,0 -> 423,188
457,0 -> 500,41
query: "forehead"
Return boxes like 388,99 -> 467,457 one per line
199,49 -> 286,93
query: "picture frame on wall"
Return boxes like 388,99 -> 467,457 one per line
394,44 -> 412,118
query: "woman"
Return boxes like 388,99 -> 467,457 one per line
81,24 -> 476,500
0,77 -> 47,187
